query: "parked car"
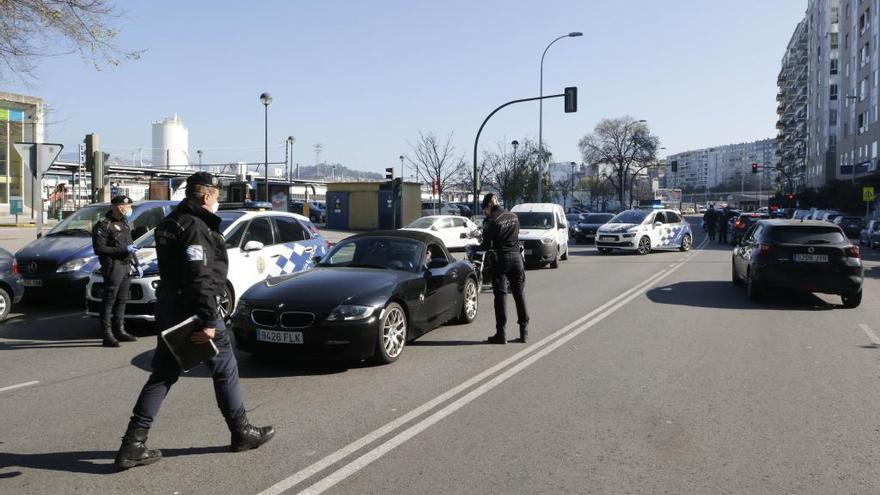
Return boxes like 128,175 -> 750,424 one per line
86,210 -> 329,323
731,212 -> 770,245
420,202 -> 459,217
511,203 -> 570,268
792,209 -> 812,220
732,220 -> 863,307
289,200 -> 326,223
15,200 -> 177,299
833,216 -> 865,239
595,208 -> 692,255
402,215 -> 480,250
859,219 -> 880,248
573,213 -> 614,244
822,212 -> 843,223
450,203 -> 474,218
565,213 -> 585,238
0,247 -> 24,322
230,230 -> 480,363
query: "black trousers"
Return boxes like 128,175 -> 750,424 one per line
128,297 -> 245,430
101,263 -> 130,331
718,223 -> 728,243
491,251 -> 529,337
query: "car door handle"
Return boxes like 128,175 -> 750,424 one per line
270,254 -> 281,258
303,246 -> 315,253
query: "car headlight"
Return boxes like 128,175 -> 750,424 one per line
57,257 -> 93,273
326,304 -> 377,321
234,300 -> 251,318
541,237 -> 555,244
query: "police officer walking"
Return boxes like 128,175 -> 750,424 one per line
477,193 -> 529,344
92,195 -> 139,347
114,172 -> 274,470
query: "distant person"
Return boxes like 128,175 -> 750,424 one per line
91,195 -> 139,347
719,206 -> 734,244
477,193 -> 529,344
703,204 -> 718,241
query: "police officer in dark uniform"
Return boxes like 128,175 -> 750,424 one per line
92,195 -> 139,347
477,193 -> 530,344
114,172 -> 274,470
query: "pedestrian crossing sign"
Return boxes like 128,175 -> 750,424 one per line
864,187 -> 875,202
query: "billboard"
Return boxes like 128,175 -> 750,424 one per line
655,188 -> 682,203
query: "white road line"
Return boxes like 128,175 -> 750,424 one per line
297,250 -> 692,495
258,237 -> 706,495
0,380 -> 39,394
36,312 -> 81,322
859,323 -> 880,347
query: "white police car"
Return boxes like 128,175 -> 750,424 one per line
595,208 -> 692,255
85,210 -> 329,322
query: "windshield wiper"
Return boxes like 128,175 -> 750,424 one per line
804,239 -> 830,244
346,263 -> 390,269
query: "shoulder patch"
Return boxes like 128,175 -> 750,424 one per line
185,245 -> 205,261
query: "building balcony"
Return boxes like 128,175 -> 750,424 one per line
776,120 -> 786,129
776,92 -> 785,102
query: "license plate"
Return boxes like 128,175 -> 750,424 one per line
600,235 -> 615,241
21,279 -> 42,287
256,329 -> 303,344
524,249 -> 533,255
794,254 -> 828,263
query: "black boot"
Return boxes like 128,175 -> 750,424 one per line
114,323 -> 138,342
228,412 -> 275,452
114,426 -> 162,470
518,323 -> 528,343
102,325 -> 120,348
486,331 -> 506,344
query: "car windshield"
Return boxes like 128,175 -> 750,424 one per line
768,226 -> 847,244
47,205 -> 110,235
407,217 -> 437,229
217,212 -> 244,232
610,210 -> 650,224
566,214 -> 582,223
582,214 -> 613,223
515,212 -> 554,229
319,236 -> 424,272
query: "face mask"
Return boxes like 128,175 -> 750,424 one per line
123,209 -> 133,219
209,198 -> 219,214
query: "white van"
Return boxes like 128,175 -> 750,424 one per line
510,203 -> 570,268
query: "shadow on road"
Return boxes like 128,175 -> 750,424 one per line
863,265 -> 880,279
0,445 -> 227,476
411,339 -> 488,347
646,280 -> 837,311
129,348 -> 350,378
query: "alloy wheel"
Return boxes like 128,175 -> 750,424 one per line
637,236 -> 651,255
382,306 -> 407,358
464,280 -> 478,320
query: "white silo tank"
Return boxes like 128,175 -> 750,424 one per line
151,114 -> 190,168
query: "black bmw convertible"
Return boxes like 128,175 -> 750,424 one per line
230,230 -> 480,363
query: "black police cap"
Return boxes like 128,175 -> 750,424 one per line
186,171 -> 220,188
111,195 -> 133,205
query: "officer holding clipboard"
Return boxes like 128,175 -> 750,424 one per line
114,172 -> 274,470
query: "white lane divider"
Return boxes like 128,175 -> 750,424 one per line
257,234 -> 709,495
859,323 -> 880,347
0,380 -> 39,394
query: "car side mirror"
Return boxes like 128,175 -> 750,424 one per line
430,225 -> 438,231
653,222 -> 662,228
132,226 -> 149,240
312,255 -> 322,264
243,240 -> 264,252
37,232 -> 42,239
460,232 -> 468,239
427,258 -> 448,270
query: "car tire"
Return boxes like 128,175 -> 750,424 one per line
731,262 -> 742,286
746,271 -> 764,302
375,302 -> 407,364
598,248 -> 612,255
218,283 -> 234,324
637,236 -> 651,255
679,234 -> 692,252
560,245 -> 569,260
550,248 -> 560,268
842,289 -> 862,308
456,277 -> 478,324
0,287 -> 10,322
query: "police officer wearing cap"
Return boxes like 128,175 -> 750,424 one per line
92,195 -> 139,347
477,193 -> 530,344
114,172 -> 274,470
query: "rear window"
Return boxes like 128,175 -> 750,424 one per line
767,226 -> 847,244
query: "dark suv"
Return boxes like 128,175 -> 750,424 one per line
0,247 -> 23,321
732,220 -> 863,307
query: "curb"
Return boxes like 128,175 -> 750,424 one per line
0,223 -> 37,228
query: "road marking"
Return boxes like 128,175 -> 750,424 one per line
36,312 -> 81,322
859,323 -> 880,347
0,380 -> 39,394
258,234 -> 707,495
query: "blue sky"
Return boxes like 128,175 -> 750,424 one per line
7,0 -> 806,174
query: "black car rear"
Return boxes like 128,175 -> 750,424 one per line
574,213 -> 614,243
834,216 -> 865,239
731,213 -> 769,244
732,220 -> 863,307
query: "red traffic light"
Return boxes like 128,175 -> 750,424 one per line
751,163 -> 758,174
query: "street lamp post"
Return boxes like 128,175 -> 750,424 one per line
260,92 -> 272,201
196,149 -> 202,169
287,136 -> 295,182
845,95 -> 859,184
399,155 -> 405,181
538,31 -> 582,202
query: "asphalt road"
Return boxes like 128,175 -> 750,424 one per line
3,218 -> 880,494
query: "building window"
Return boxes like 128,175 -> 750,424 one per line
861,43 -> 870,67
831,58 -> 839,74
830,109 -> 838,125
831,84 -> 839,100
831,32 -> 840,49
861,77 -> 868,100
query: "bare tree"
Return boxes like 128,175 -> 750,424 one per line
405,131 -> 464,201
0,0 -> 143,80
578,117 -> 660,208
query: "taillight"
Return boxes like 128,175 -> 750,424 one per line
758,243 -> 773,254
845,245 -> 860,258
11,261 -> 17,274
735,219 -> 744,229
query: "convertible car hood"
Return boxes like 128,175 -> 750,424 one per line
242,266 -> 405,309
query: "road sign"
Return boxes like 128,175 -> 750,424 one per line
9,196 -> 22,215
864,186 -> 875,202
12,142 -> 64,177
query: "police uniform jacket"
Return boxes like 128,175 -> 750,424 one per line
478,205 -> 521,254
92,211 -> 135,271
154,198 -> 228,327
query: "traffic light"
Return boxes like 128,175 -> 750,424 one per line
670,160 -> 678,172
385,167 -> 394,180
564,86 -> 578,113
392,177 -> 403,198
751,163 -> 758,174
